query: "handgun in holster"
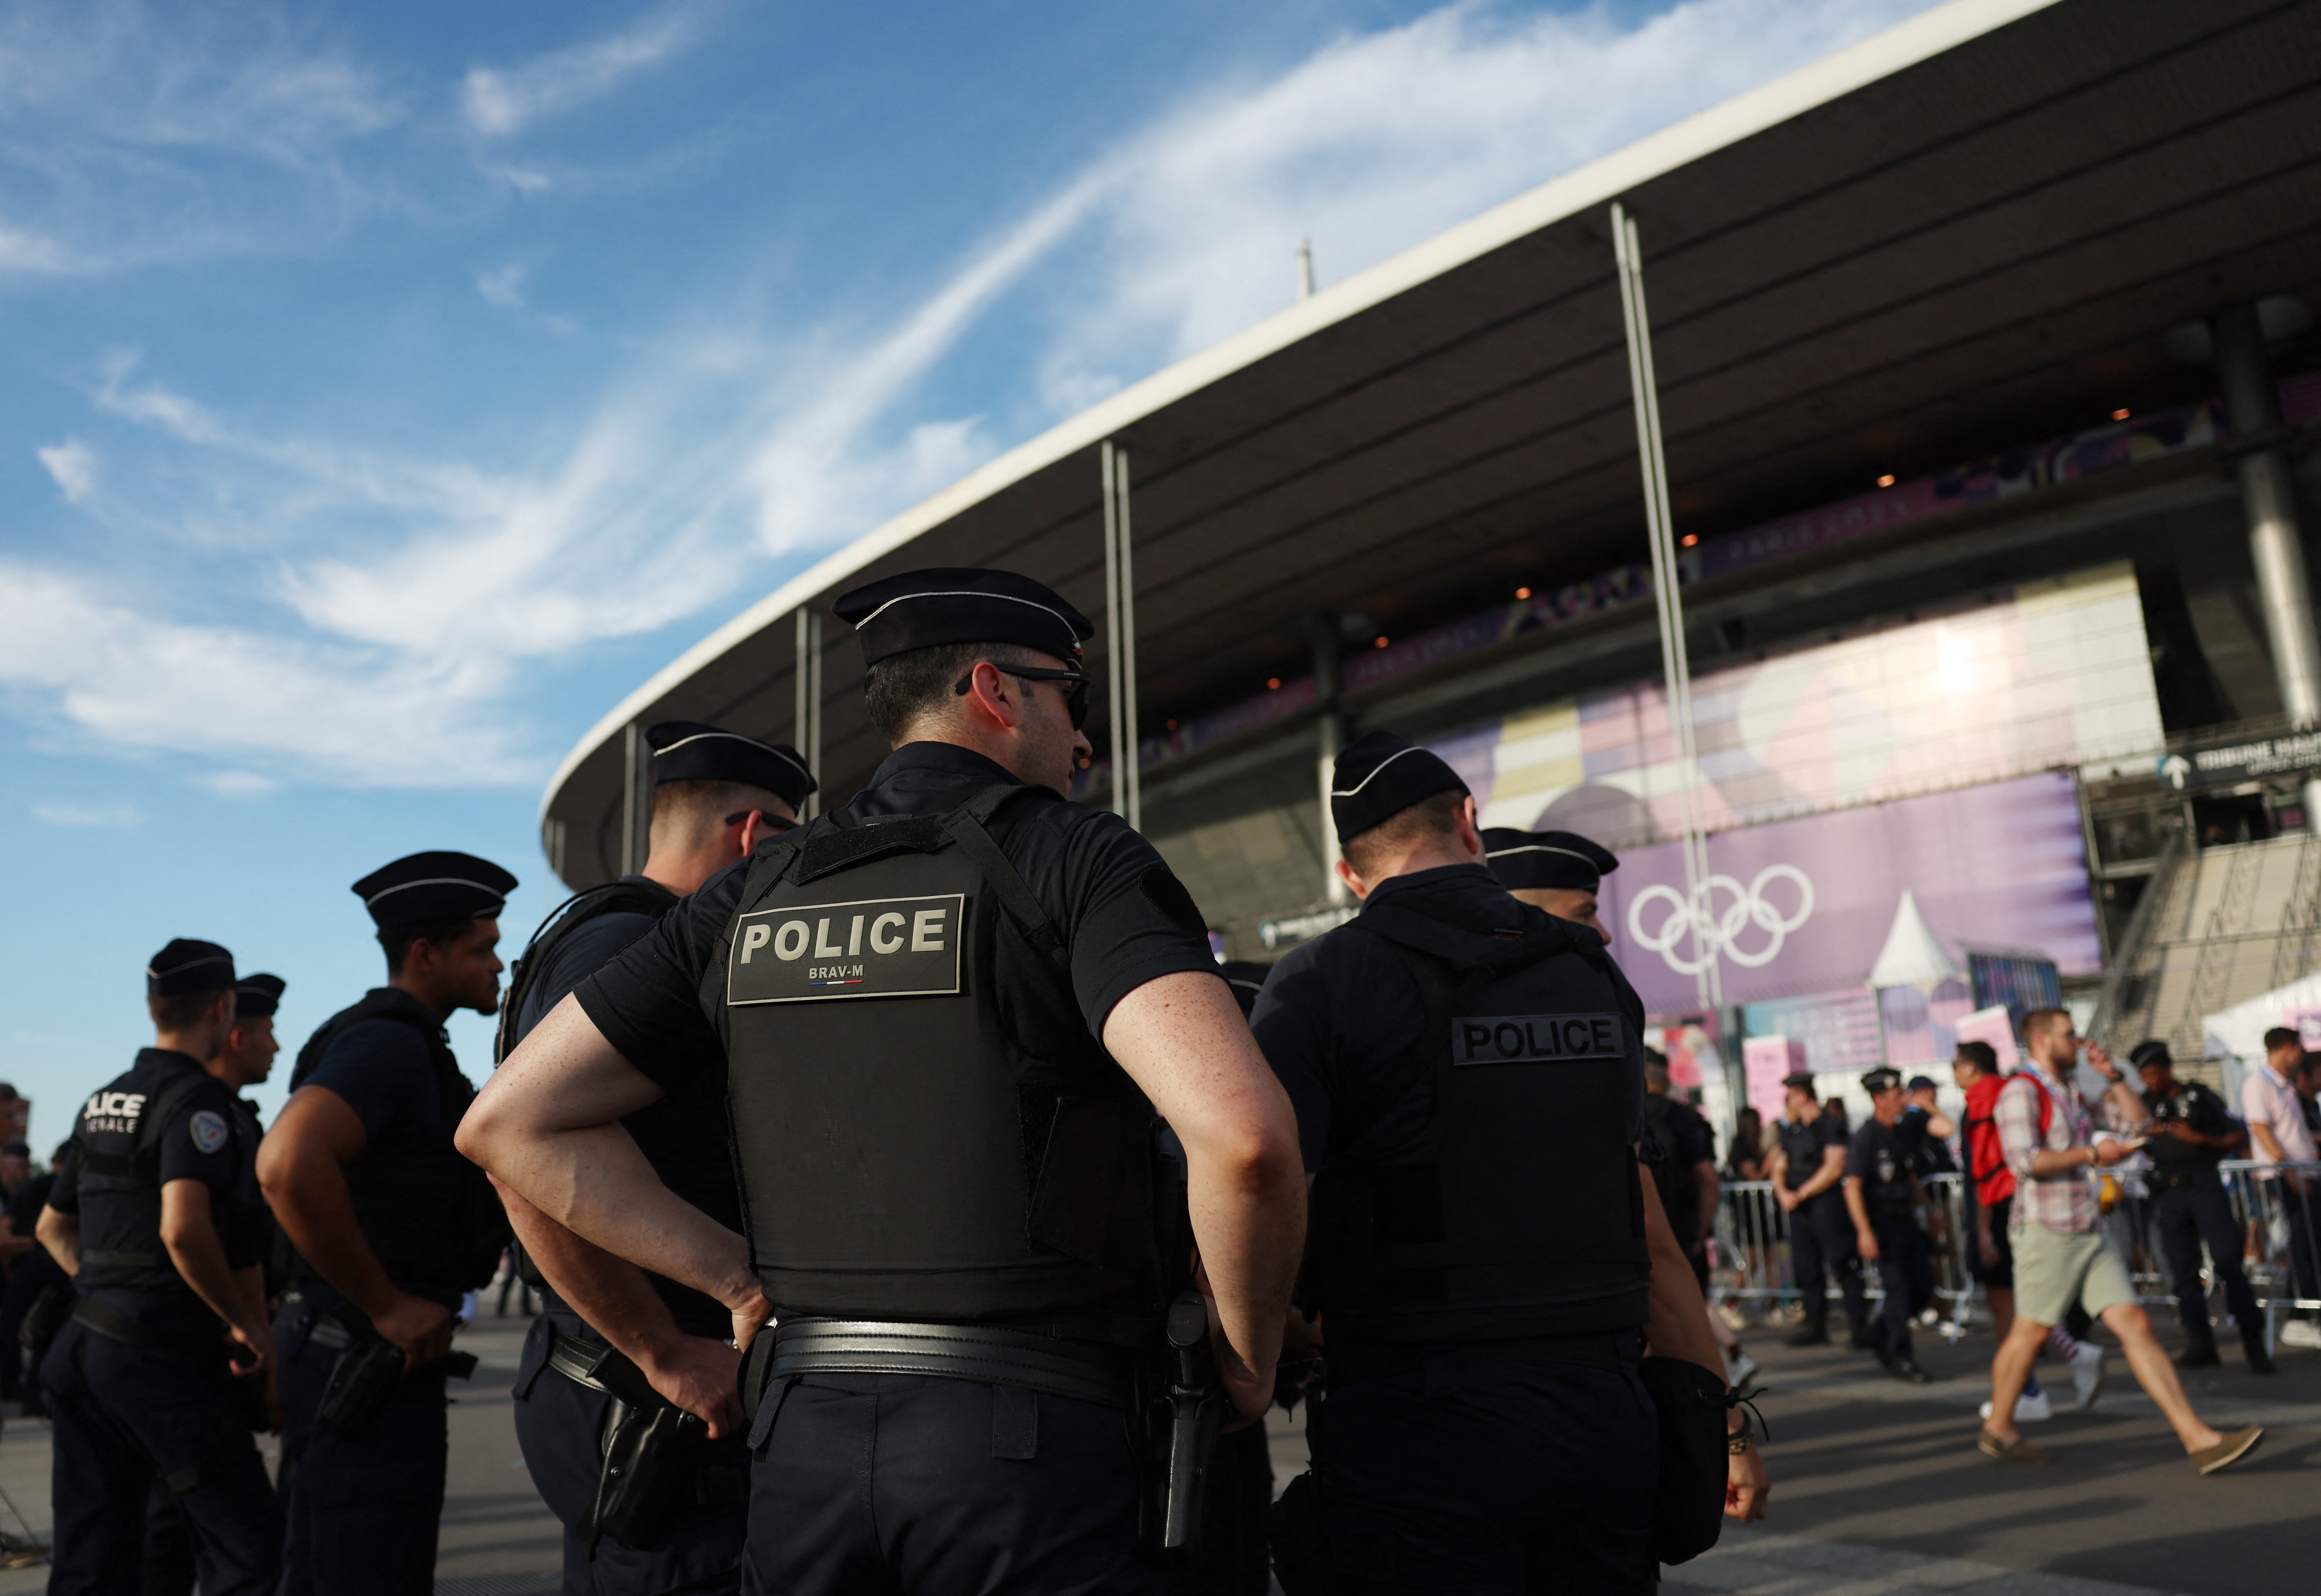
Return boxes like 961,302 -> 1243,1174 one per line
313,1314 -> 479,1438
556,1332 -> 710,1556
1155,1290 -> 1229,1557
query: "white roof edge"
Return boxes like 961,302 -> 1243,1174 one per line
541,0 -> 2059,824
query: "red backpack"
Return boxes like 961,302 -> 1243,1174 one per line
1964,1071 -> 2052,1206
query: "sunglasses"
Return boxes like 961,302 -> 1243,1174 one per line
953,663 -> 1092,730
725,810 -> 798,832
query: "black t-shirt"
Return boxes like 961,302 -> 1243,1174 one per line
2143,1080 -> 2238,1176
1643,1093 -> 1715,1243
511,875 -> 741,1337
1775,1112 -> 1847,1202
1894,1104 -> 1955,1175
576,741 -> 1221,1101
1249,863 -> 1648,1175
1847,1118 -> 1917,1216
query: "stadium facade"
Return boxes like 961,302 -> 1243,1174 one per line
539,0 -> 2321,1126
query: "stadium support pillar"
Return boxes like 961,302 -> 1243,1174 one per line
2214,301 -> 2321,829
1611,203 -> 1718,1009
1101,441 -> 1141,831
620,722 -> 650,877
795,607 -> 823,821
1315,612 -> 1346,907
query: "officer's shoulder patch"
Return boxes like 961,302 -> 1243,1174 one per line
188,1109 -> 230,1155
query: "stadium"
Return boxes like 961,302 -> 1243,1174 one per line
538,0 -> 2321,1131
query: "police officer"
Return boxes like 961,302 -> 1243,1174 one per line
1767,1072 -> 1870,1349
2133,1040 -> 2270,1373
461,567 -> 1306,1594
257,856 -> 517,1596
34,940 -> 283,1595
1251,732 -> 1768,1591
1482,826 -> 1617,944
1843,1068 -> 1936,1382
502,720 -> 812,1594
144,970 -> 289,1596
1896,1075 -> 1957,1175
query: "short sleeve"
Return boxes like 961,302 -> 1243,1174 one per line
1673,1104 -> 1715,1166
574,868 -> 740,1093
302,1022 -> 438,1145
515,911 -> 657,1045
47,1152 -> 79,1216
1845,1126 -> 1872,1181
1044,808 -> 1225,1036
155,1078 -> 242,1191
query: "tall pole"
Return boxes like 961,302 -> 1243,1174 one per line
795,607 -> 823,821
1612,202 -> 1719,1009
1101,441 -> 1141,829
1314,612 -> 1346,907
620,722 -> 648,878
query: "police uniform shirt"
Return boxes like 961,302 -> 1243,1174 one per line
508,874 -> 742,1336
2141,1079 -> 2237,1178
296,989 -> 463,1302
1249,862 -> 1648,1176
1644,1092 -> 1716,1243
1895,1104 -> 1956,1175
574,740 -> 1221,1109
50,1050 -> 247,1309
1776,1111 -> 1847,1199
1847,1118 -> 1917,1219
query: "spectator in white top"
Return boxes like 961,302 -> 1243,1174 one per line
2243,1028 -> 2320,1346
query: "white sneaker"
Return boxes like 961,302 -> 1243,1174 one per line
2280,1320 -> 2321,1349
1979,1389 -> 2054,1423
2070,1343 -> 2106,1410
1725,1350 -> 1760,1388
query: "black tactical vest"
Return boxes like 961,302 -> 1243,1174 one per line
496,877 -> 680,1063
713,781 -> 1165,1327
287,993 -> 509,1291
1776,1116 -> 1831,1202
1303,895 -> 1653,1348
70,1056 -> 233,1297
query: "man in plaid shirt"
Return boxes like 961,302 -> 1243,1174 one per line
1980,1009 -> 2263,1475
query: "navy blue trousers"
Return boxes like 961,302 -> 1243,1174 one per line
744,1371 -> 1170,1595
2152,1179 -> 2263,1347
1868,1218 -> 1935,1359
273,1299 -> 449,1596
1309,1354 -> 1658,1595
511,1310 -> 749,1595
39,1307 -> 281,1596
1790,1197 -> 1868,1335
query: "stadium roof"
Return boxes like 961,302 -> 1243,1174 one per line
542,0 -> 2321,886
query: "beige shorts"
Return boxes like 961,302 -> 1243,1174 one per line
2010,1222 -> 2137,1328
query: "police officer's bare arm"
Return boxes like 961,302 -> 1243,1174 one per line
259,1086 -> 458,1373
157,1178 -> 276,1377
34,1203 -> 78,1274
1099,968 -> 1306,1425
490,1174 -> 745,1438
460,995 -> 773,1350
1640,1161 -> 1771,1521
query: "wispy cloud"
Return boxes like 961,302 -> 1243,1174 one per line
463,4 -> 705,137
36,439 -> 95,503
476,261 -> 527,308
31,800 -> 141,827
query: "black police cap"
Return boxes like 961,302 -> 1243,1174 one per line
1905,1075 -> 1937,1093
146,939 -> 235,997
832,568 -> 1093,669
1330,731 -> 1468,846
1862,1067 -> 1903,1094
1781,1071 -> 1817,1093
1482,827 -> 1618,891
647,721 -> 816,809
351,852 -> 516,930
235,973 -> 285,1018
2129,1040 -> 2173,1071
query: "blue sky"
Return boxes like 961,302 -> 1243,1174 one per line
0,0 -> 1936,1133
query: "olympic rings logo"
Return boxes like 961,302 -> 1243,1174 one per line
1626,865 -> 1815,974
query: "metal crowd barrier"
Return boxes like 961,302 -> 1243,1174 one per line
1708,1162 -> 2321,1348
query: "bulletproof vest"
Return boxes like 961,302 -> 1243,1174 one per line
1776,1116 -> 1830,1199
714,780 -> 1166,1327
287,993 -> 509,1291
1302,894 -> 1652,1348
1858,1121 -> 1915,1217
495,877 -> 680,1064
69,1059 -> 232,1296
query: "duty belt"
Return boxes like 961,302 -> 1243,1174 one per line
70,1297 -> 212,1358
768,1318 -> 1134,1410
547,1327 -> 748,1513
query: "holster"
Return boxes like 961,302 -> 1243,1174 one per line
1640,1355 -> 1728,1566
550,1329 -> 722,1556
21,1280 -> 75,1353
308,1306 -> 479,1439
1268,1470 -> 1341,1595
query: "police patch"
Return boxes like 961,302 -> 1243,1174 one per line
189,1109 -> 230,1155
727,892 -> 965,1005
1451,1013 -> 1626,1065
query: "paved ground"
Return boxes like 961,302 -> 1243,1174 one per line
0,1310 -> 2304,1592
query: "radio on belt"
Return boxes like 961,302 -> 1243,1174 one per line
728,892 -> 967,1004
